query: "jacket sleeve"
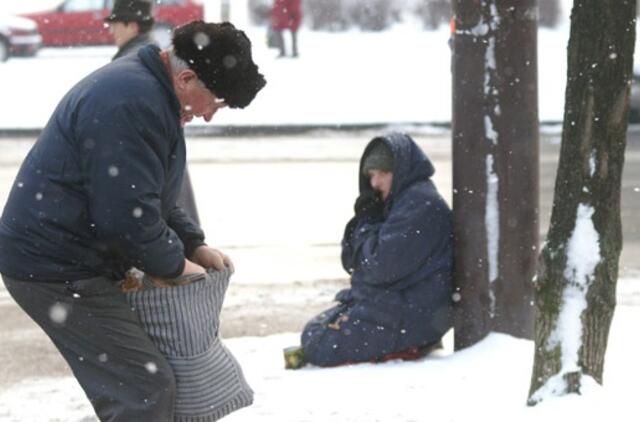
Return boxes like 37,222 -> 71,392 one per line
77,101 -> 185,278
340,216 -> 358,274
346,189 -> 451,286
166,205 -> 206,259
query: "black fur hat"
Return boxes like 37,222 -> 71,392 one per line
104,0 -> 154,24
172,21 -> 266,109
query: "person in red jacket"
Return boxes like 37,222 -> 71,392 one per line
271,0 -> 302,57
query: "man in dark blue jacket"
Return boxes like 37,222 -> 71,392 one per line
0,21 -> 264,421
105,0 -> 203,225
301,132 -> 453,367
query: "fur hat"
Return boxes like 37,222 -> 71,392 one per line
362,141 -> 394,174
104,0 -> 154,24
172,21 -> 266,109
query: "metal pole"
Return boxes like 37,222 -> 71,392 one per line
491,1 -> 538,340
452,0 -> 538,350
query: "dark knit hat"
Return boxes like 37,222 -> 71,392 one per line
362,142 -> 394,174
104,0 -> 154,23
172,21 -> 266,109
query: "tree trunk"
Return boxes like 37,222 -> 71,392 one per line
527,0 -> 635,405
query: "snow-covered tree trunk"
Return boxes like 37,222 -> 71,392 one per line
527,0 -> 635,405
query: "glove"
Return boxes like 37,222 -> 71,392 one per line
354,190 -> 384,222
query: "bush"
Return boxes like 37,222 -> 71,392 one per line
304,0 -> 350,31
415,0 -> 451,30
347,0 -> 397,31
248,0 -> 272,26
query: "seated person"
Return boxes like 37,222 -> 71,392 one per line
300,132 -> 453,367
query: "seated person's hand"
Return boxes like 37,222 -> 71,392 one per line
191,245 -> 235,273
354,190 -> 384,221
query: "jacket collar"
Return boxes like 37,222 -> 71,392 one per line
113,33 -> 152,60
137,44 -> 181,118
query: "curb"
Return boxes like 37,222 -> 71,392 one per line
0,122 -> 451,139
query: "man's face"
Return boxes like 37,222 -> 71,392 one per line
174,71 -> 226,125
367,169 -> 393,200
108,21 -> 139,48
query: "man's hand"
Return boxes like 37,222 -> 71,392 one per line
147,259 -> 204,287
191,245 -> 235,273
182,258 -> 205,275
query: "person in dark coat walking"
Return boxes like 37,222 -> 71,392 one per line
105,0 -> 201,225
300,132 -> 453,367
0,21 -> 265,421
105,0 -> 155,61
271,0 -> 302,57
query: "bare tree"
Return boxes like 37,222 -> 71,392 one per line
528,0 -> 635,405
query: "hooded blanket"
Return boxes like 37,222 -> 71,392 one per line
302,132 -> 453,367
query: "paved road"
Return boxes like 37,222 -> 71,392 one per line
1,128 -> 639,390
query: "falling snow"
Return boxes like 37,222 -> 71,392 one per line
145,362 -> 158,374
48,303 -> 69,324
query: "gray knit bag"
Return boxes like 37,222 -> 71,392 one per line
126,268 -> 253,421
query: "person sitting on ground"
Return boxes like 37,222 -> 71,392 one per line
298,132 -> 454,367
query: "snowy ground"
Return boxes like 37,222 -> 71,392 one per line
1,305 -> 638,422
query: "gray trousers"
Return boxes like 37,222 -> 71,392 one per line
2,275 -> 176,421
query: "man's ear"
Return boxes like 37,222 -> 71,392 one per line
175,69 -> 198,89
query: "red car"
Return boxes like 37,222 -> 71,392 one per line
23,0 -> 204,47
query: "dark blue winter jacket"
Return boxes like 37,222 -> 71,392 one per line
341,132 -> 453,313
0,45 -> 204,282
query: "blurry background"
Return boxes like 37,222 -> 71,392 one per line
0,0 -> 588,130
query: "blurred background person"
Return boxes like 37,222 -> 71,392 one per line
104,0 -> 154,61
270,0 -> 302,58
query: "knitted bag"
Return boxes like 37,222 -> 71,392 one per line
126,268 -> 253,421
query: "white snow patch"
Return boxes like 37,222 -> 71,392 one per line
538,204 -> 601,400
48,302 -> 69,325
484,115 -> 499,144
485,154 -> 500,301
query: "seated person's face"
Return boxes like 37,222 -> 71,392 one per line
367,169 -> 393,200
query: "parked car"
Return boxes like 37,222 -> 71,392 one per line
22,0 -> 204,48
0,15 -> 42,62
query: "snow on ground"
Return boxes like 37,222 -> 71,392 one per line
1,299 -> 638,422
